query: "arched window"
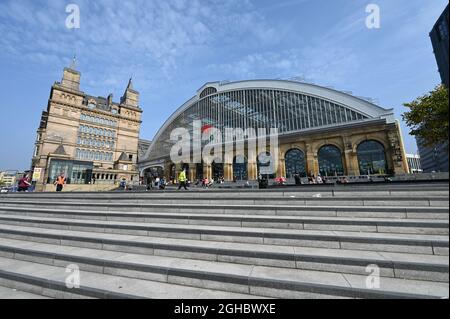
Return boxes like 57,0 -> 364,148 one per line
233,155 -> 248,180
258,152 -> 276,179
318,145 -> 345,176
285,149 -> 306,178
196,162 -> 204,180
357,140 -> 387,175
212,160 -> 224,180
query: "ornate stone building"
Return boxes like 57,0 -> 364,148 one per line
31,63 -> 142,191
140,80 -> 409,182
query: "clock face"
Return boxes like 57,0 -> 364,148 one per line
112,109 -> 118,114
88,103 -> 96,109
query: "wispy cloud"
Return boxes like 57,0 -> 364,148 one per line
0,0 -> 276,91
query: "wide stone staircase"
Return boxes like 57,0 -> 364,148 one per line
0,182 -> 448,299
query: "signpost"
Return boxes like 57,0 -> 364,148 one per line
32,168 -> 43,182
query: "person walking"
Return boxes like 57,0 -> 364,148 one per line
18,174 -> 31,192
159,177 -> 166,190
54,173 -> 66,192
178,168 -> 188,190
119,178 -> 127,191
146,176 -> 153,191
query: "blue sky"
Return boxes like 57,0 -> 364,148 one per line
0,0 -> 447,171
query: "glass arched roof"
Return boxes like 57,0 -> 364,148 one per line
144,80 -> 395,162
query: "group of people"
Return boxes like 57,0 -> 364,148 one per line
308,174 -> 328,184
16,173 -> 65,192
144,176 -> 168,191
292,173 -> 329,185
194,176 -> 225,188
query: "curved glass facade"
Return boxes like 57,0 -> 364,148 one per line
318,145 -> 345,176
148,88 -> 370,162
285,149 -> 306,178
357,140 -> 387,175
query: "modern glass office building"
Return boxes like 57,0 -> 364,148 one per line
417,4 -> 449,173
140,80 -> 409,181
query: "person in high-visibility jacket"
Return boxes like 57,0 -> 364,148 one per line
178,169 -> 188,190
54,173 -> 66,192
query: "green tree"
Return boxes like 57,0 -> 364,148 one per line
403,85 -> 449,148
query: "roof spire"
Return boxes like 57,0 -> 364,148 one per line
69,54 -> 77,70
127,77 -> 133,90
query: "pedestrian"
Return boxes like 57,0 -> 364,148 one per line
316,175 -> 323,184
146,176 -> 153,191
178,168 -> 188,190
18,174 -> 31,192
54,173 -> 66,192
159,177 -> 166,190
120,178 -> 127,191
294,173 -> 301,186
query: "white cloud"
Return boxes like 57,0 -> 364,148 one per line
0,0 -> 276,87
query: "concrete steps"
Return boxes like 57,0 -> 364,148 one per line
0,218 -> 448,255
0,183 -> 448,299
0,238 -> 447,299
0,211 -> 449,254
1,182 -> 448,198
0,285 -> 51,299
0,207 -> 447,234
0,256 -> 265,299
1,196 -> 448,207
0,202 -> 448,220
0,232 -> 447,283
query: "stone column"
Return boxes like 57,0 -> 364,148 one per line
224,163 -> 232,181
204,164 -> 212,180
305,143 -> 317,177
223,153 -> 233,181
189,164 -> 196,182
277,156 -> 286,178
247,149 -> 258,180
164,163 -> 172,180
343,137 -> 359,176
388,126 -> 409,175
